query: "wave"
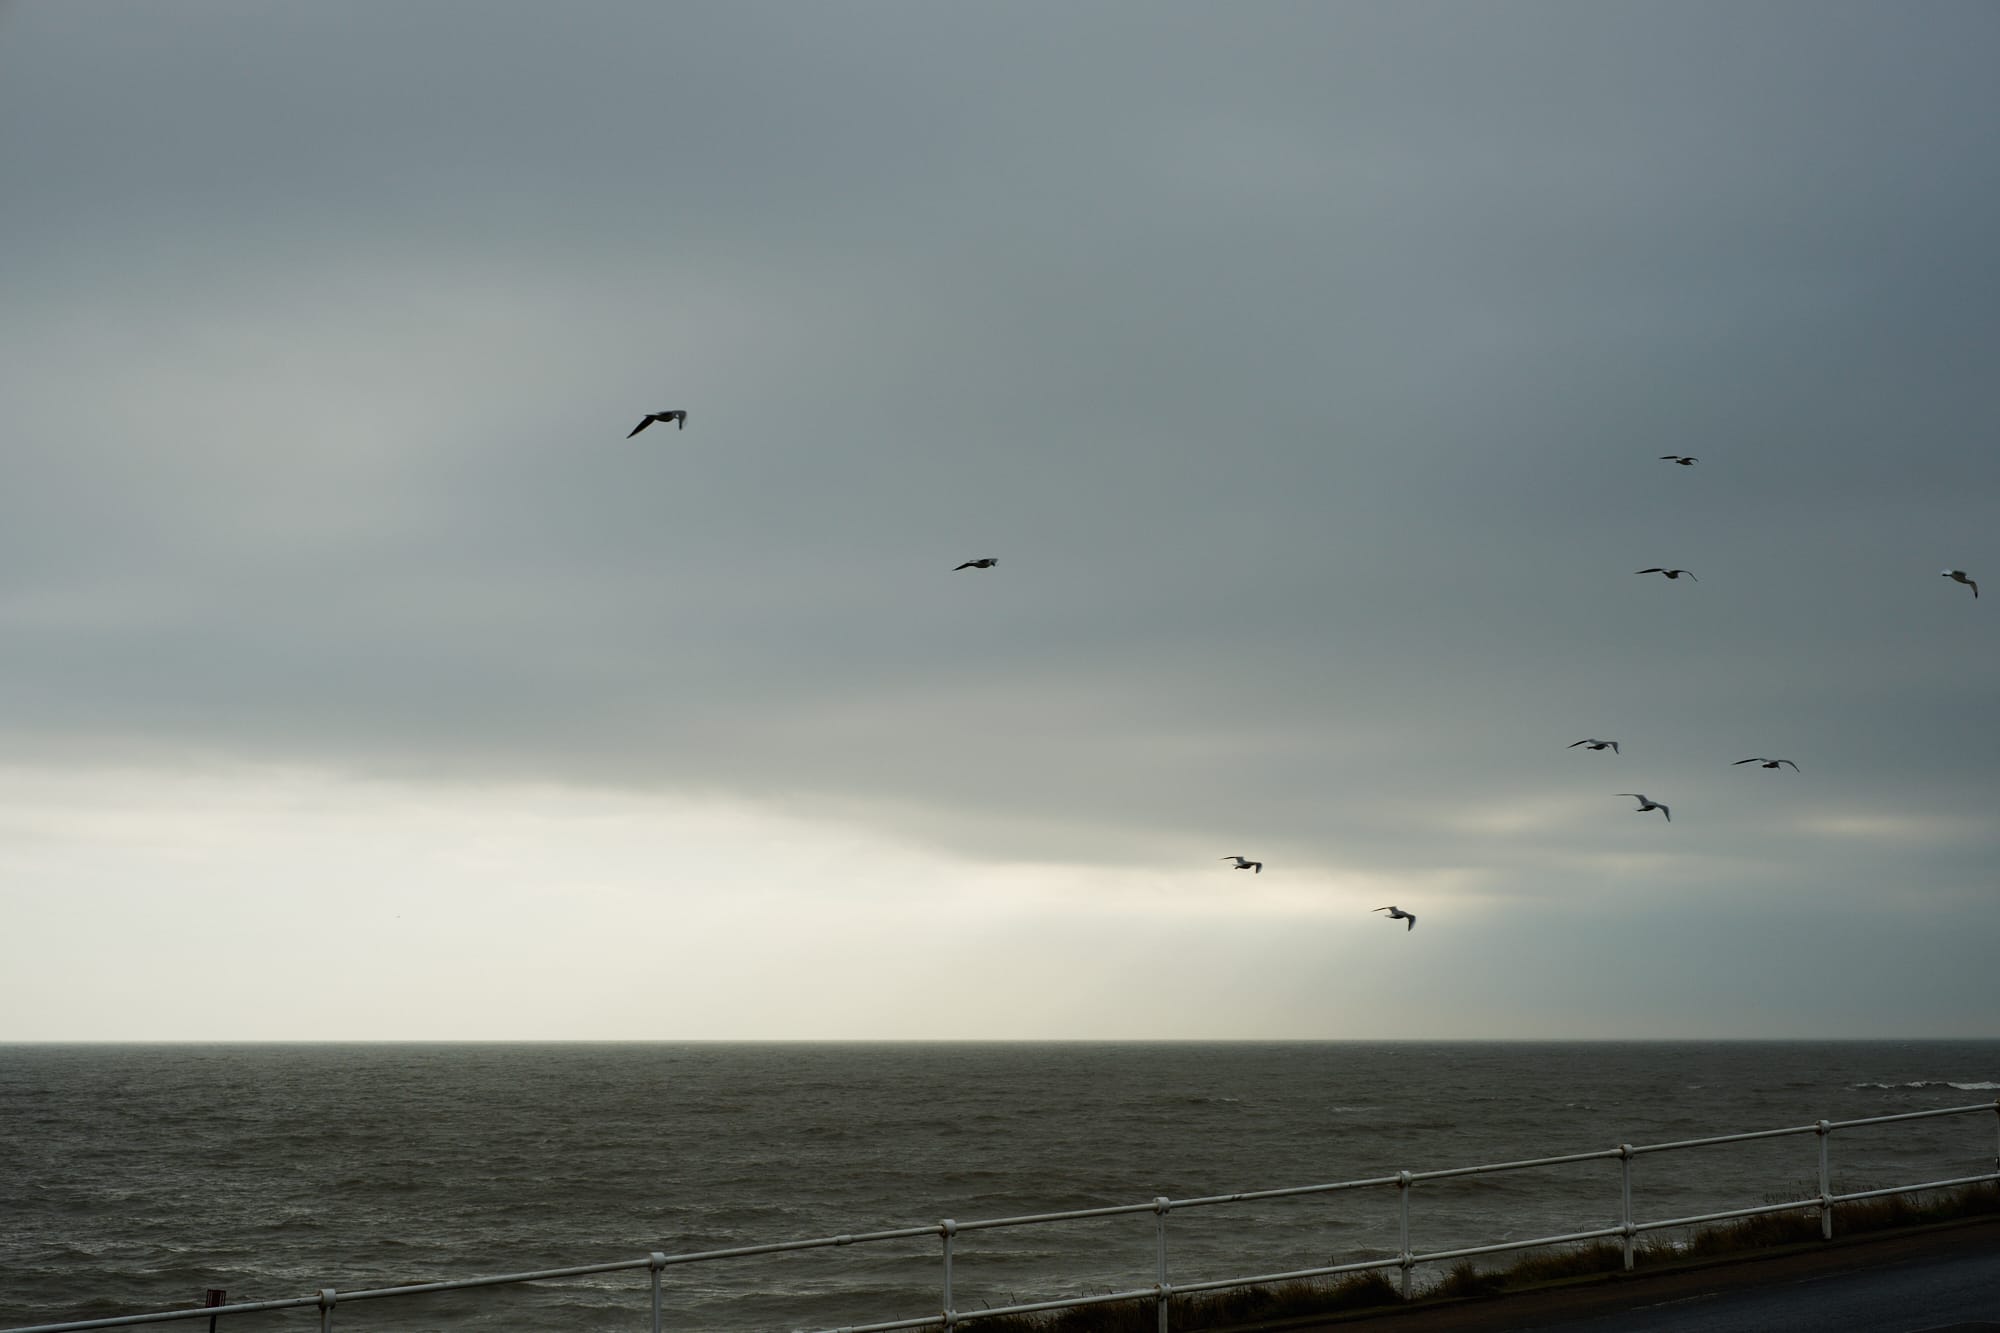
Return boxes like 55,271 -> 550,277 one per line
1850,1080 -> 2000,1091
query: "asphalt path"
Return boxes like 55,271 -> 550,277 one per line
1538,1245 -> 2000,1332
1300,1218 -> 2000,1332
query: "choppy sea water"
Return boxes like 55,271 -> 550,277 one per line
2,1043 -> 1996,1333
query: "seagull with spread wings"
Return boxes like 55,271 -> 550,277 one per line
1659,455 -> 1698,466
1617,794 -> 1671,822
1636,568 -> 1697,581
1569,739 -> 1620,754
1375,906 -> 1416,931
1942,569 -> 1979,599
627,410 -> 687,437
1221,856 -> 1263,874
954,558 -> 998,571
1733,758 -> 1800,771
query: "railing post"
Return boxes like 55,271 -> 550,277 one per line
648,1251 -> 666,1333
1396,1172 -> 1414,1300
939,1221 -> 956,1328
1817,1120 -> 1834,1240
1618,1145 -> 1636,1270
316,1289 -> 335,1333
1153,1197 -> 1171,1333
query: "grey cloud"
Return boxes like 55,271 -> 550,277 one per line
2,3 -> 1997,974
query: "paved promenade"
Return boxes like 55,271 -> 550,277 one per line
1302,1216 -> 2000,1332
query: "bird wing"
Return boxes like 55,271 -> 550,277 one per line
1568,740 -> 1588,748
1780,760 -> 1800,771
955,562 -> 975,570
672,412 -> 686,428
1683,572 -> 1698,580
1609,742 -> 1619,754
1636,568 -> 1664,574
1732,759 -> 1760,765
1405,915 -> 1415,930
626,417 -> 654,438
1659,805 -> 1671,821
1251,862 -> 1261,873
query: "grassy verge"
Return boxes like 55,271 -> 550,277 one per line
960,1181 -> 2000,1333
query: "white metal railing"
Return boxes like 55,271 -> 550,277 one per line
8,1100 -> 1996,1333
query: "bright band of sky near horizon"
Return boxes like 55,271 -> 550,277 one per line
0,2 -> 1995,1039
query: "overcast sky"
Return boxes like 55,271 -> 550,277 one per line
2,1 -> 1995,1040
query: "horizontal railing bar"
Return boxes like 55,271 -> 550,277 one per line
336,1259 -> 653,1302
3,1295 -> 330,1333
642,1284 -> 1178,1333
951,1202 -> 1160,1232
1831,1172 -> 2000,1204
945,1286 -> 1163,1327
1414,1148 -> 1625,1181
1167,1256 -> 1404,1295
1630,1123 -> 1818,1154
1172,1176 -> 1404,1209
337,1225 -> 963,1302
1631,1102 -> 1997,1155
1636,1197 -> 1820,1232
1413,1225 -> 1628,1264
1829,1103 -> 2000,1131
653,1227 -> 943,1264
802,1316 -> 954,1333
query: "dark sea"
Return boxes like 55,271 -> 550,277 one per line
3,1043 -> 1997,1333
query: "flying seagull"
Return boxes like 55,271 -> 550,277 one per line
1635,568 -> 1697,581
627,410 -> 687,437
1942,569 -> 1979,599
1568,739 -> 1620,754
1659,455 -> 1698,466
1375,906 -> 1416,931
1733,758 -> 1800,771
1617,793 -> 1671,822
1220,856 -> 1262,874
954,558 -> 998,571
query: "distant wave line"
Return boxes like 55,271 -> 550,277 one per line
1851,1080 -> 2000,1091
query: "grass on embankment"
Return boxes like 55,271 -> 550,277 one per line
965,1181 -> 2000,1333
